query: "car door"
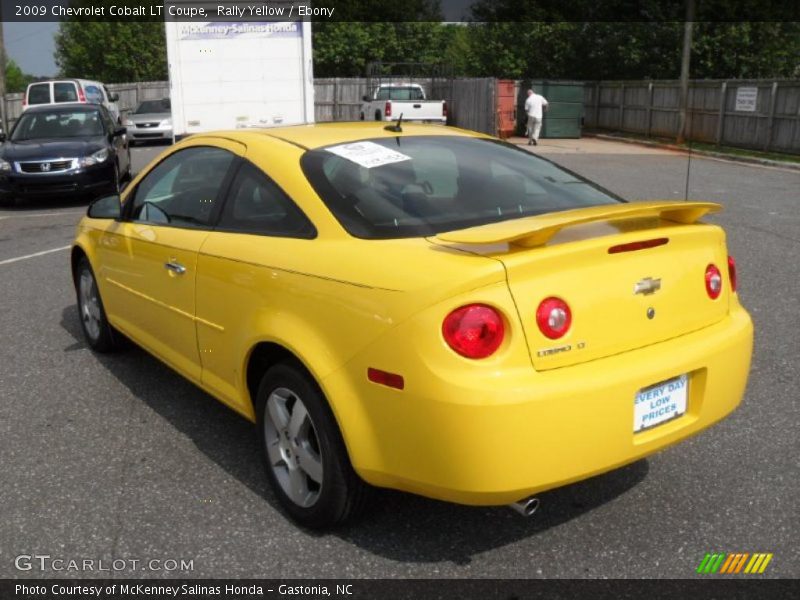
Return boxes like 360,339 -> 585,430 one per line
95,141 -> 242,381
194,160 -> 316,413
99,107 -> 129,176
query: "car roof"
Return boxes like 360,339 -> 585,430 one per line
22,103 -> 104,114
27,78 -> 100,86
220,122 -> 484,151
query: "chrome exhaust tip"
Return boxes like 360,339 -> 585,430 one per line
510,496 -> 540,517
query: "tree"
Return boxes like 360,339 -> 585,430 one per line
312,22 -> 462,77
55,21 -> 166,82
5,59 -> 35,93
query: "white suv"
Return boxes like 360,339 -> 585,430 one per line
23,79 -> 121,123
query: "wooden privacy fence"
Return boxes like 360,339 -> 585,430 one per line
584,79 -> 800,154
1,77 -> 498,136
4,77 -> 798,154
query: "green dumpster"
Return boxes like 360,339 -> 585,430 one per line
518,80 -> 584,139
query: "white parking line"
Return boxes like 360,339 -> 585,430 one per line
0,245 -> 71,266
0,211 -> 85,220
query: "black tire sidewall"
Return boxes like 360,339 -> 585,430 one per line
255,362 -> 355,528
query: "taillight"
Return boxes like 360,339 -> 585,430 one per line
442,304 -> 504,359
443,100 -> 448,119
536,297 -> 572,339
705,264 -> 722,299
384,101 -> 392,118
78,86 -> 86,103
22,96 -> 27,107
728,256 -> 737,292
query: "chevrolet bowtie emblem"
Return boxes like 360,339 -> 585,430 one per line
634,277 -> 661,295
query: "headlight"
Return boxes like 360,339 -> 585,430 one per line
123,119 -> 134,127
0,159 -> 11,173
159,118 -> 172,128
79,148 -> 109,168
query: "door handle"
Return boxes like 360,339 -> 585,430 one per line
164,260 -> 186,275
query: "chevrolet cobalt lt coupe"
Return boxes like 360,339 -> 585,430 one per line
71,123 -> 753,528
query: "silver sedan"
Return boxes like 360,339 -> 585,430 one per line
124,98 -> 172,144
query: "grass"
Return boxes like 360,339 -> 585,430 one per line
591,130 -> 800,165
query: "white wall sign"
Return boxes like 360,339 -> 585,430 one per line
735,87 -> 758,112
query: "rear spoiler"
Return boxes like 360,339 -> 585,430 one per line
435,201 -> 721,248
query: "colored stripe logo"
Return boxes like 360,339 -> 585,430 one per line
696,553 -> 773,574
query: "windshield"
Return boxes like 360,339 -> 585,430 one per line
301,136 -> 622,239
11,110 -> 105,141
375,87 -> 425,101
135,99 -> 170,114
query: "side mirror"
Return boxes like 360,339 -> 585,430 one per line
362,95 -> 370,102
110,93 -> 120,102
113,127 -> 127,137
87,194 -> 121,219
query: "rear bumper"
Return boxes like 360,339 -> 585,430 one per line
323,304 -> 753,505
0,164 -> 115,200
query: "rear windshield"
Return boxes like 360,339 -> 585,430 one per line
27,83 -> 51,105
11,110 -> 104,141
53,82 -> 79,102
135,99 -> 170,114
375,87 -> 425,101
301,136 -> 622,239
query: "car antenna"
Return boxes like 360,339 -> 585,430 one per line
385,113 -> 403,133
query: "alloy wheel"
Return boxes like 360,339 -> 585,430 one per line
263,387 -> 324,508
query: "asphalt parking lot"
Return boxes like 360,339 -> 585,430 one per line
1,137 -> 797,579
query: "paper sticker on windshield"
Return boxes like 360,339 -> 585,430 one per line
326,141 -> 411,169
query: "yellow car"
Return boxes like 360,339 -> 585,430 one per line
71,123 -> 753,528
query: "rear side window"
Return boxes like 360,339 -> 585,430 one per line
53,82 -> 78,102
217,162 -> 315,238
130,146 -> 235,228
27,83 -> 51,105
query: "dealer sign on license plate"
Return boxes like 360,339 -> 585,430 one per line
634,374 -> 688,433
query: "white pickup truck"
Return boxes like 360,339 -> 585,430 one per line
360,83 -> 447,124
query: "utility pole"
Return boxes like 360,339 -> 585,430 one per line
676,0 -> 695,145
0,6 -> 7,134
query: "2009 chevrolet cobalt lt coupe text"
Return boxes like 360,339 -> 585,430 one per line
71,123 -> 753,528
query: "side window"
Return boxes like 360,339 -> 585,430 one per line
84,84 -> 104,104
53,82 -> 78,103
99,108 -> 115,133
130,147 -> 235,228
217,162 -> 315,238
27,83 -> 51,105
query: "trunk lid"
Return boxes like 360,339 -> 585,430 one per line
436,201 -> 732,370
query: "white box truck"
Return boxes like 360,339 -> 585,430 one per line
164,9 -> 314,139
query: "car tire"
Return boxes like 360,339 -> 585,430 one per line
256,361 -> 370,528
360,112 -> 365,121
375,110 -> 381,121
111,163 -> 120,194
74,256 -> 121,353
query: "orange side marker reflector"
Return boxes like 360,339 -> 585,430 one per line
367,368 -> 405,390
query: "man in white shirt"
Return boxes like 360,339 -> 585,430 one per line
524,88 -> 549,146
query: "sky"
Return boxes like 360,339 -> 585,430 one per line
4,22 -> 59,76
